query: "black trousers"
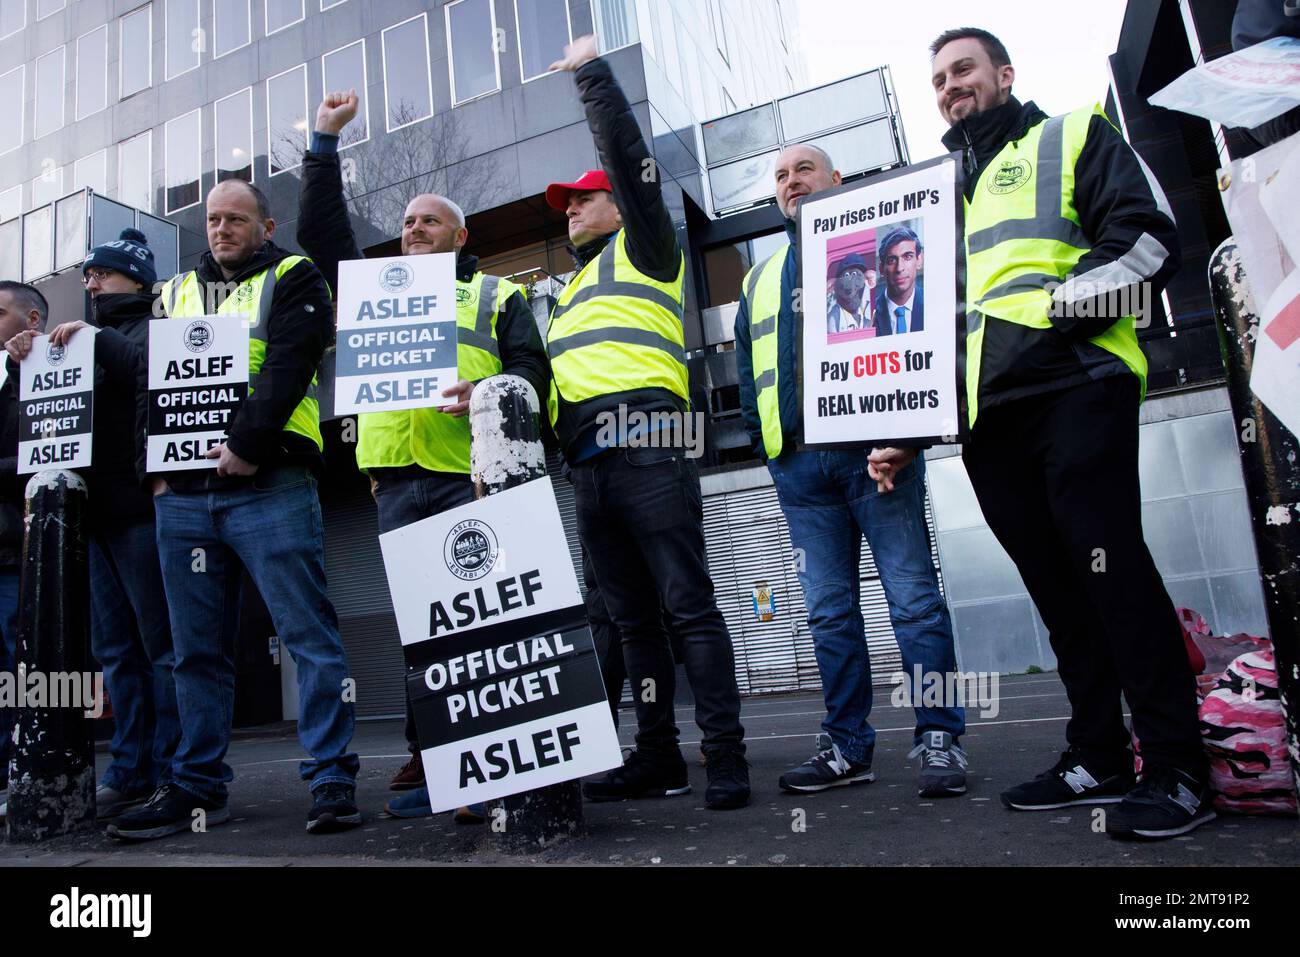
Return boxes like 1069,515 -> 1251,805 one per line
963,375 -> 1206,776
582,543 -> 627,728
571,446 -> 744,755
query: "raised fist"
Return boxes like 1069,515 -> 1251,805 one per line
316,89 -> 359,136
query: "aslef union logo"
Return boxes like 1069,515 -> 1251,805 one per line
45,340 -> 66,366
988,158 -> 1032,194
379,261 -> 414,293
183,319 -> 214,353
444,519 -> 499,581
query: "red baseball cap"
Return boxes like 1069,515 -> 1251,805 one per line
545,169 -> 612,211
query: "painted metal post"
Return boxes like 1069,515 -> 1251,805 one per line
4,470 -> 97,843
470,375 -> 584,850
1208,240 -> 1300,803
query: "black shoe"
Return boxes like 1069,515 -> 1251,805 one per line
307,783 -> 362,833
704,747 -> 751,810
779,745 -> 874,793
1001,748 -> 1135,811
583,749 -> 690,802
1107,766 -> 1216,840
107,784 -> 229,841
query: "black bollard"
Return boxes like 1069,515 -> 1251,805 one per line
470,374 -> 584,851
1208,240 -> 1300,799
5,469 -> 97,843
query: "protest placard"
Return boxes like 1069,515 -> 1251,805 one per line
18,331 -> 95,473
146,315 -> 249,471
334,254 -> 458,416
380,477 -> 621,812
797,154 -> 965,447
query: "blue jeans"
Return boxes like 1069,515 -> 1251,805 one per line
768,451 -> 964,763
0,569 -> 18,784
91,521 -> 181,794
153,467 -> 358,803
372,469 -> 474,751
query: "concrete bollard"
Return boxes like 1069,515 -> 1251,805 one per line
1208,240 -> 1300,800
5,470 -> 97,843
470,374 -> 584,851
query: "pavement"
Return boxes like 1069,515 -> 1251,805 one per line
2,673 -> 1298,866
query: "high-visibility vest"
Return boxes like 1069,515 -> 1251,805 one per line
740,242 -> 790,460
965,103 -> 1148,425
161,256 -> 322,451
355,272 -> 516,475
546,228 -> 687,427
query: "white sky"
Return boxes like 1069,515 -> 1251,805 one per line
791,0 -> 1131,162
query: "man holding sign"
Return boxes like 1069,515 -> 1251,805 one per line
297,90 -> 548,808
734,145 -> 968,799
111,180 -> 361,841
930,28 -> 1207,838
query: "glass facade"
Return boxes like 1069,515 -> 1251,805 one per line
166,0 -> 201,80
165,109 -> 202,213
322,40 -> 368,147
76,26 -> 109,120
447,0 -> 499,104
120,5 -> 152,99
215,88 -> 254,182
34,46 -> 64,141
381,14 -> 432,130
267,64 -> 308,176
214,0 -> 251,57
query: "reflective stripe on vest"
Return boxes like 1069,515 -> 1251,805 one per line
964,104 -> 1148,426
355,271 -> 514,475
741,242 -> 789,460
545,229 -> 687,427
161,255 -> 323,451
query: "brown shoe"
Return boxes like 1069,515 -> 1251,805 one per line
389,754 -> 425,791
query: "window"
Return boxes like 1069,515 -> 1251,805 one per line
0,185 -> 20,222
119,130 -> 153,211
76,26 -> 109,120
381,14 -> 432,131
36,0 -> 65,20
514,0 -> 570,83
322,39 -> 368,147
447,0 -> 500,103
31,167 -> 65,209
1,0 -> 26,40
34,46 -> 65,140
166,0 -> 201,79
709,0 -> 728,64
0,66 -> 21,156
266,63 -> 307,175
120,5 -> 153,99
265,0 -> 303,36
592,0 -> 638,53
73,150 -> 108,194
321,0 -> 346,8
165,108 -> 202,212
215,87 -> 253,182
214,0 -> 251,57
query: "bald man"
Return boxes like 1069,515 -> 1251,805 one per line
298,91 -> 549,812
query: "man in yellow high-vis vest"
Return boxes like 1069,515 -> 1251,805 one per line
735,144 -> 968,801
929,27 -> 1210,839
546,35 -> 749,809
298,91 -> 549,815
111,179 -> 361,841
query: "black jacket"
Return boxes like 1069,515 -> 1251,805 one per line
0,366 -> 22,570
151,241 -> 334,492
551,57 -> 686,458
296,146 -> 550,412
85,293 -> 156,529
942,96 -> 1181,412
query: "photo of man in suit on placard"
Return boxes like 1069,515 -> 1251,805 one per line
873,225 -> 924,336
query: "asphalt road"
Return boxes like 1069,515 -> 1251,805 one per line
3,674 -> 1298,866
